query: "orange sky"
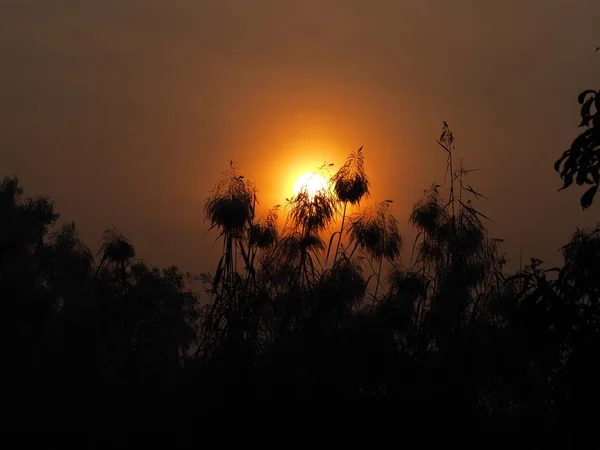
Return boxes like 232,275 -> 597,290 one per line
1,0 -> 599,275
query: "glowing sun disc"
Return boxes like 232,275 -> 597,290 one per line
292,172 -> 329,197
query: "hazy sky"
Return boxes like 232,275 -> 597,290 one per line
1,0 -> 599,275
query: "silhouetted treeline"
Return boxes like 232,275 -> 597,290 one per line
2,89 -> 600,440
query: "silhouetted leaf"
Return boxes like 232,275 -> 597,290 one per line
579,97 -> 595,127
576,170 -> 588,185
578,90 -> 596,104
459,199 -> 491,220
238,241 -> 252,271
465,184 -> 487,199
581,184 -> 598,210
554,152 -> 569,172
326,231 -> 341,263
437,140 -> 450,153
559,174 -> 574,191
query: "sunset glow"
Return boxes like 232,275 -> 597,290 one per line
292,171 -> 329,198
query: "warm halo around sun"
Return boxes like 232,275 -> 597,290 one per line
292,171 -> 329,198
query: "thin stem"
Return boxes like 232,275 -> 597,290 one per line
332,201 -> 348,268
374,257 -> 384,300
346,240 -> 361,263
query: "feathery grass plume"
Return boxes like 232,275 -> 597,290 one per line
200,163 -> 258,361
314,259 -> 366,326
452,204 -> 486,254
409,184 -> 449,268
372,268 -> 426,333
259,230 -> 326,327
202,162 -> 255,299
276,232 -> 325,264
250,206 -> 279,249
348,200 -> 402,262
329,146 -> 370,267
347,200 -> 402,300
411,183 -> 491,282
327,260 -> 366,307
204,162 -> 254,235
410,184 -> 448,235
411,126 -> 492,271
286,188 -> 337,236
282,186 -> 337,289
388,268 -> 427,299
285,162 -> 336,234
266,231 -> 325,288
97,227 -> 136,268
331,146 -> 370,206
407,126 -> 504,335
275,185 -> 336,287
332,259 -> 367,308
94,226 -> 136,296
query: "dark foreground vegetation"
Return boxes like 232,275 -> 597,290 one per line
2,86 -> 600,442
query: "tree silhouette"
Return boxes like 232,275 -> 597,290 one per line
555,87 -> 600,209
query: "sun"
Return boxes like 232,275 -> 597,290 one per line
292,171 -> 329,198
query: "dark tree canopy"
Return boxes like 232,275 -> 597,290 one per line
555,88 -> 600,209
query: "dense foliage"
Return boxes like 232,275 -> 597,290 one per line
3,94 -> 600,439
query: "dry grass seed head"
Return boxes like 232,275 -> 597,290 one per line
205,164 -> 254,234
332,147 -> 371,205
